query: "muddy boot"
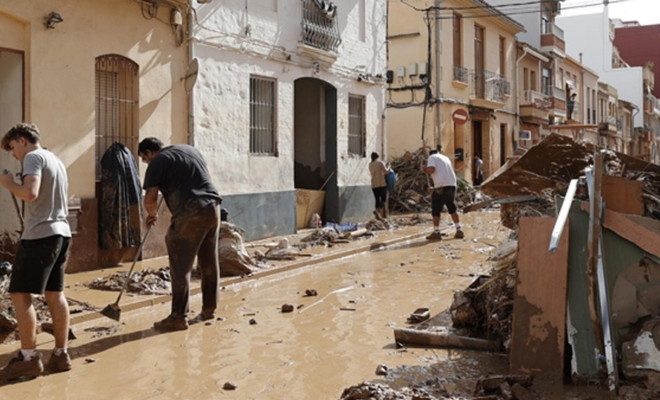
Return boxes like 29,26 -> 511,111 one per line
153,314 -> 188,332
425,231 -> 443,241
373,210 -> 383,221
46,350 -> 72,373
0,351 -> 44,381
190,310 -> 215,325
454,229 -> 465,239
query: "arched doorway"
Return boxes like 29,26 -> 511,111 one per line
293,78 -> 338,225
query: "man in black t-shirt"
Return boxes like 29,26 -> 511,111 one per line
138,137 -> 222,332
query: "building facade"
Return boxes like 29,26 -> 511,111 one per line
387,0 -> 523,184
191,0 -> 387,238
0,1 -> 188,270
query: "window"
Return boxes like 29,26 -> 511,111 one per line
523,68 -> 529,91
348,95 -> 365,156
95,54 -> 139,180
250,76 -> 277,155
499,36 -> 506,77
556,68 -> 564,89
542,68 -> 551,96
530,70 -> 537,91
453,14 -> 462,68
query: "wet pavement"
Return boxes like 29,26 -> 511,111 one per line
0,211 -> 612,399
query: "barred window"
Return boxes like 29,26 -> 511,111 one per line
348,95 -> 365,156
95,54 -> 139,180
250,76 -> 277,155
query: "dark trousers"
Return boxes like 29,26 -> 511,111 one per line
166,203 -> 220,317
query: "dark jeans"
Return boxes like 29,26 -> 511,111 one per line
372,186 -> 388,209
166,203 -> 220,317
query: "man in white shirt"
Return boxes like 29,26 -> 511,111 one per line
422,148 -> 464,240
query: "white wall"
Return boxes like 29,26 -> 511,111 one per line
557,11 -> 644,127
192,0 -> 387,195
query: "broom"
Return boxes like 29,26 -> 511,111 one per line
100,198 -> 163,321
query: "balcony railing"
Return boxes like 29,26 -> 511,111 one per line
454,66 -> 468,84
546,85 -> 566,101
567,101 -> 581,121
523,90 -> 551,109
471,70 -> 508,103
542,22 -> 564,41
301,0 -> 341,53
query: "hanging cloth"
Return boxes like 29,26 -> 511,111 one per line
99,142 -> 143,250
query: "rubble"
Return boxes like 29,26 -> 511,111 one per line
218,222 -> 268,276
85,267 -> 171,295
388,148 -> 475,214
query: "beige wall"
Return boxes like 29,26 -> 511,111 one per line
387,0 -> 521,183
0,2 -> 187,201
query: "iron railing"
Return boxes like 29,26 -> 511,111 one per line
301,0 -> 341,53
453,65 -> 468,84
542,22 -> 564,41
471,69 -> 508,103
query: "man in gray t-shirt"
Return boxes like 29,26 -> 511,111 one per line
0,123 -> 72,381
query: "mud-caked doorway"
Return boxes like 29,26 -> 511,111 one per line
293,78 -> 338,227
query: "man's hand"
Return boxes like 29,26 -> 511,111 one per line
0,169 -> 13,188
145,214 -> 159,228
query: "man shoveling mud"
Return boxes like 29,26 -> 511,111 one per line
423,148 -> 464,240
138,138 -> 222,332
0,123 -> 72,380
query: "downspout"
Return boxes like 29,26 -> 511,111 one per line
515,45 -> 530,144
434,0 -> 442,149
187,0 -> 195,146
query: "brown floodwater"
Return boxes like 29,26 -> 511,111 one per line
0,212 -> 613,399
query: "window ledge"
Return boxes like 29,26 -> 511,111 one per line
297,42 -> 338,64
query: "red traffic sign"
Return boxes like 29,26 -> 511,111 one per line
452,109 -> 469,125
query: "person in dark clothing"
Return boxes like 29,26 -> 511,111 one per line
567,93 -> 576,120
138,137 -> 222,332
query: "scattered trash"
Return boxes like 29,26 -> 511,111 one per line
304,289 -> 318,297
84,358 -> 97,364
223,382 -> 237,390
281,304 -> 294,313
85,267 -> 172,295
249,318 -> 257,325
375,364 -> 388,376
0,262 -> 11,277
408,307 -> 430,323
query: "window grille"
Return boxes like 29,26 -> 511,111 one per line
348,95 -> 365,157
250,76 -> 277,155
95,55 -> 139,180
301,0 -> 341,52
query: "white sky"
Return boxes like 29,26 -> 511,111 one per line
562,0 -> 660,26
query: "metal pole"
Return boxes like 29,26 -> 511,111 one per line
548,178 -> 577,253
434,0 -> 442,149
187,0 -> 196,146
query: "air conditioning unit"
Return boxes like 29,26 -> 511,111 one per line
518,130 -> 532,140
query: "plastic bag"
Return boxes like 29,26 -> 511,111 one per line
385,170 -> 396,192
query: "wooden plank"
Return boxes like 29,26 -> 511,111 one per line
601,175 -> 644,216
602,210 -> 660,259
510,217 -> 569,381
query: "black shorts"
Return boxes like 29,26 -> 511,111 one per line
372,186 -> 388,209
431,186 -> 457,216
9,235 -> 71,294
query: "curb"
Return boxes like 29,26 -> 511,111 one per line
70,228 -> 441,326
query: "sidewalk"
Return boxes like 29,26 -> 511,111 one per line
63,220 -> 442,327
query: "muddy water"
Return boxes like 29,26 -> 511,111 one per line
0,212 -> 606,399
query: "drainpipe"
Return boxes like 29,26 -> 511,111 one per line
187,0 -> 196,146
515,46 -> 530,142
434,0 -> 442,149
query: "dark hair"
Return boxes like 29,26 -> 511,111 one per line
429,149 -> 438,155
370,152 -> 379,161
138,137 -> 164,154
1,123 -> 40,151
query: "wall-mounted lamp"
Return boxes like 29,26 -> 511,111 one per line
44,12 -> 63,29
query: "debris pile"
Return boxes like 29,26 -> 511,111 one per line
388,148 -> 474,213
85,267 -> 171,295
253,238 -> 311,261
339,382 -> 445,400
449,240 -> 517,350
218,222 -> 268,276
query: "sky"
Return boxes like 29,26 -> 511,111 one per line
562,0 -> 660,26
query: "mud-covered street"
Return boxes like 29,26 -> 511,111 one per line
0,211 -> 515,399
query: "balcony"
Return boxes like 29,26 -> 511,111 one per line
520,90 -> 550,124
567,100 -> 581,122
599,115 -> 617,134
545,85 -> 566,116
523,90 -> 551,109
470,70 -> 509,108
453,66 -> 468,86
541,22 -> 565,58
298,0 -> 341,62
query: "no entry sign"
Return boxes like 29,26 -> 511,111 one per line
452,109 -> 469,125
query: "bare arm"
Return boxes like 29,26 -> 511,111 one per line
144,186 -> 159,227
423,166 -> 435,175
0,173 -> 40,202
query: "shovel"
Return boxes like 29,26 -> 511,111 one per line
100,199 -> 163,321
